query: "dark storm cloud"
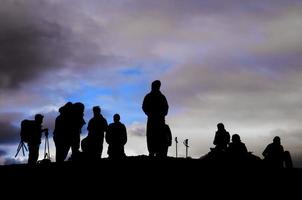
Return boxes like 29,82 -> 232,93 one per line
0,0 -> 114,90
0,120 -> 20,144
0,149 -> 7,156
0,112 -> 24,144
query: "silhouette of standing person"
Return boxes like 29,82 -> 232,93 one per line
142,80 -> 169,157
53,102 -> 73,163
27,114 -> 48,165
213,123 -> 230,152
262,136 -> 285,168
105,114 -> 127,159
227,134 -> 248,162
82,106 -> 108,158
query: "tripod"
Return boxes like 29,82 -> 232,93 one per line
15,141 -> 28,158
43,133 -> 51,160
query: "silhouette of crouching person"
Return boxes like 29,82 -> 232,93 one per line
262,136 -> 293,168
227,134 -> 248,164
81,106 -> 108,159
105,114 -> 127,159
156,123 -> 172,158
27,114 -> 48,165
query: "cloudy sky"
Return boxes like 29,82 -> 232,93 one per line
1,0 -> 302,166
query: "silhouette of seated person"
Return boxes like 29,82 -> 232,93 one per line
142,80 -> 169,157
105,114 -> 127,159
213,123 -> 230,152
262,136 -> 293,168
53,102 -> 73,163
227,134 -> 248,163
156,122 -> 172,158
26,114 -> 48,165
81,106 -> 108,159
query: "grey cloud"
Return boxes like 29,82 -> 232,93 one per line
0,0 -> 117,91
0,121 -> 20,144
0,112 -> 24,144
128,122 -> 146,137
0,149 -> 7,156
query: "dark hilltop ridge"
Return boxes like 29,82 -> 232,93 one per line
0,154 -> 301,199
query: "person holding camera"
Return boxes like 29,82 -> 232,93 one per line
25,114 -> 49,165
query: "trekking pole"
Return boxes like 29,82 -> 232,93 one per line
175,137 -> 178,158
183,139 -> 189,158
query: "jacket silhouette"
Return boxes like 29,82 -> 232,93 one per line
105,114 -> 127,159
213,123 -> 230,151
53,102 -> 73,162
227,134 -> 248,162
263,136 -> 285,168
142,80 -> 169,157
82,106 -> 108,158
26,114 -> 48,165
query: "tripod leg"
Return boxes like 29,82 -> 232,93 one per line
44,136 -> 47,159
22,143 -> 25,156
15,142 -> 22,157
47,136 -> 50,159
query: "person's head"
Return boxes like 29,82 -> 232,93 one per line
59,102 -> 72,114
74,102 -> 85,113
35,114 -> 44,124
273,136 -> 281,145
217,123 -> 225,131
232,134 -> 241,143
151,80 -> 161,91
93,106 -> 101,116
113,114 -> 120,123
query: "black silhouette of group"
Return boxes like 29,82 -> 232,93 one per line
18,80 -> 292,168
208,123 -> 293,168
19,80 -> 172,164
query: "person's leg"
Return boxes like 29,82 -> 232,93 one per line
147,119 -> 155,156
28,143 -> 39,164
71,133 -> 81,158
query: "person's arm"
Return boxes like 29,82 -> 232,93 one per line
142,95 -> 150,116
105,125 -> 111,144
122,124 -> 127,145
213,132 -> 218,145
262,145 -> 269,158
163,96 -> 169,116
103,118 -> 108,132
243,144 -> 248,154
87,120 -> 92,132
41,128 -> 49,136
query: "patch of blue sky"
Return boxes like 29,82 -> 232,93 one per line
104,85 -> 146,124
119,67 -> 143,76
65,84 -> 112,108
119,62 -> 173,78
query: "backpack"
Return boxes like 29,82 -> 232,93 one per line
20,120 -> 34,143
